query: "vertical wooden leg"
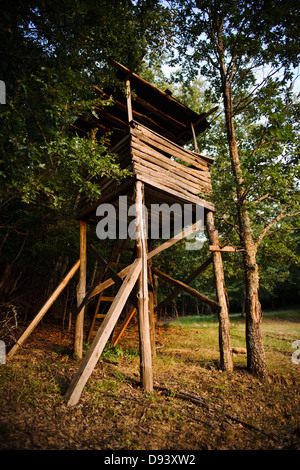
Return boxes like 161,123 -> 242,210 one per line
148,261 -> 156,357
74,220 -> 87,359
135,181 -> 153,392
206,211 -> 233,371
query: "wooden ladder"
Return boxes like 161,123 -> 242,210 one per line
86,291 -> 115,342
86,240 -> 137,344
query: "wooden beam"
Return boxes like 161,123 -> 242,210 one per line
155,256 -> 213,312
190,122 -> 199,153
126,79 -> 133,123
112,306 -> 136,347
148,221 -> 203,260
209,245 -> 237,252
151,266 -> 220,311
148,257 -> 156,357
7,260 -> 81,359
135,181 -> 153,392
65,258 -> 142,406
206,211 -> 233,371
87,221 -> 204,302
88,244 -> 136,306
74,221 -> 87,359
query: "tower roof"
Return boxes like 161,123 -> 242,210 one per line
71,61 -> 217,147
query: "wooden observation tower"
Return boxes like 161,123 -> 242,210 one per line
8,62 -> 232,405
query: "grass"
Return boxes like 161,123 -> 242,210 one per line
169,306 -> 300,375
170,306 -> 300,327
0,307 -> 299,450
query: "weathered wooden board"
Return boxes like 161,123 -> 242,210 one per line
8,260 -> 81,358
131,145 -> 211,187
132,122 -> 213,167
134,161 -> 203,195
151,266 -> 220,311
135,172 -> 215,211
65,258 -> 142,406
131,144 -> 212,190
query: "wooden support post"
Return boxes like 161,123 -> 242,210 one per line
190,122 -> 199,153
151,266 -> 220,311
135,181 -> 153,392
148,262 -> 156,357
206,211 -> 233,371
88,221 -> 203,303
7,260 -> 80,358
126,79 -> 133,123
155,256 -> 213,313
112,306 -> 136,347
65,259 -> 142,406
74,221 -> 87,359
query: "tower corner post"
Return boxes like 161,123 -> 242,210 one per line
74,220 -> 87,359
135,181 -> 153,391
206,211 -> 233,371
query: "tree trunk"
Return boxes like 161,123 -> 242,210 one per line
242,237 -> 268,379
221,76 -> 268,380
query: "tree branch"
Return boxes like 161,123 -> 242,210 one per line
255,209 -> 300,248
233,65 -> 283,115
251,193 -> 270,205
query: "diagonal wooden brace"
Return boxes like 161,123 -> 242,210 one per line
151,266 -> 220,312
65,258 -> 142,407
88,244 -> 137,306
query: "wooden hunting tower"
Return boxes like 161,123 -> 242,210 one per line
8,62 -> 232,405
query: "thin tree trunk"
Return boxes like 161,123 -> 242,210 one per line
243,240 -> 268,379
221,75 -> 268,379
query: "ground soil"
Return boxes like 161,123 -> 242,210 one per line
0,317 -> 299,451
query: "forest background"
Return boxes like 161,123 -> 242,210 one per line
0,0 -> 299,341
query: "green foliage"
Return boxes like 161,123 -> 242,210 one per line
0,0 -> 171,312
0,0 -> 299,317
161,0 -> 300,313
0,0 -> 170,208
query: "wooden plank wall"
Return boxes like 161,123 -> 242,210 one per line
130,122 -> 213,205
76,121 -> 215,219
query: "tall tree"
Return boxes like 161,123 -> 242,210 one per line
0,0 -> 170,305
169,0 -> 300,378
